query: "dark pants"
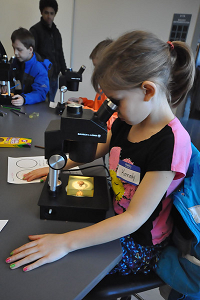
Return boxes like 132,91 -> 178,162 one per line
49,77 -> 58,102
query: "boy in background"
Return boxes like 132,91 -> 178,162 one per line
10,27 -> 51,106
67,39 -> 117,130
30,0 -> 67,102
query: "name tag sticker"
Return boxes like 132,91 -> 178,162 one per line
117,160 -> 140,186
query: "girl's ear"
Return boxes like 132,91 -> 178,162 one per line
141,81 -> 156,101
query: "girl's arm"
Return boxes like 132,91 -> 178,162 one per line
23,131 -> 111,182
6,169 -> 175,271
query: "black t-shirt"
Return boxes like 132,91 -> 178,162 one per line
109,118 -> 191,245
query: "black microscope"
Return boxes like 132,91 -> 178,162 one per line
56,65 -> 86,115
0,55 -> 12,105
38,91 -> 118,223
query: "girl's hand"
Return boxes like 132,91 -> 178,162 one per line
5,234 -> 69,271
23,167 -> 49,182
11,95 -> 24,106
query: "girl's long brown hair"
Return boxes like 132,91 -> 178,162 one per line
92,31 -> 195,107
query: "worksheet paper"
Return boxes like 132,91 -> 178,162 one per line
7,156 -> 48,184
7,156 -> 82,184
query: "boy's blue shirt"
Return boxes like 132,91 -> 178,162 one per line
12,53 -> 51,105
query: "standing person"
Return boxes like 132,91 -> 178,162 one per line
9,27 -> 51,106
30,0 -> 67,102
6,30 -> 194,292
67,38 -> 117,130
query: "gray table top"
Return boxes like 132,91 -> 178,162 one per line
0,102 -> 122,300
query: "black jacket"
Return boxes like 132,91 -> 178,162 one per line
30,18 -> 66,79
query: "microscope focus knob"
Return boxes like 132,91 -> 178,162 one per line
48,154 -> 67,170
60,86 -> 67,93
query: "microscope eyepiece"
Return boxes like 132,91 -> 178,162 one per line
94,98 -> 118,123
78,65 -> 86,74
106,99 -> 118,110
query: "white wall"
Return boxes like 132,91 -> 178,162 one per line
0,0 -> 73,65
72,0 -> 200,100
0,0 -> 200,103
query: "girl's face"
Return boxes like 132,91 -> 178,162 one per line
105,88 -> 153,125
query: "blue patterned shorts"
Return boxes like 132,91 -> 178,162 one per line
109,235 -> 167,276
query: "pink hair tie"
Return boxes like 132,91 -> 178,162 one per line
167,41 -> 174,51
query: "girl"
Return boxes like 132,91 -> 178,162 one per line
6,31 -> 194,275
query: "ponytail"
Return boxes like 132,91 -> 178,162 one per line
92,31 -> 195,108
169,41 -> 195,107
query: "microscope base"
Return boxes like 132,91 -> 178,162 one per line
55,102 -> 65,115
38,174 -> 110,223
0,95 -> 12,105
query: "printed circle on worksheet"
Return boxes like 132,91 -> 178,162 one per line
16,159 -> 38,168
16,169 -> 33,180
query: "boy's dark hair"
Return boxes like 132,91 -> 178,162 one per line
89,39 -> 113,60
39,0 -> 58,14
11,27 -> 35,50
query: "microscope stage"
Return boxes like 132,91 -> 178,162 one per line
38,174 -> 110,223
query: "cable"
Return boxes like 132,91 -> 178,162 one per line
62,164 -> 110,178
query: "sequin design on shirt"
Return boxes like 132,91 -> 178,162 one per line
109,146 -> 138,214
109,235 -> 165,275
